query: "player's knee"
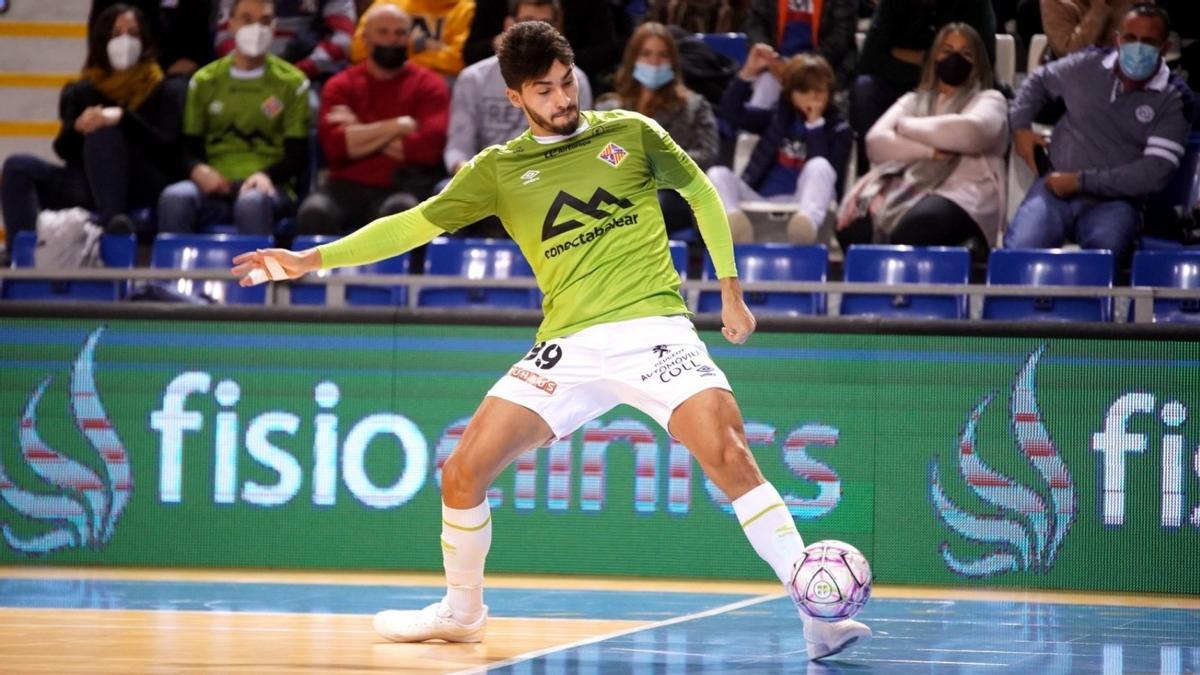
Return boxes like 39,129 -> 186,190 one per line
440,454 -> 484,505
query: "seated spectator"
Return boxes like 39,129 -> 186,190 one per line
708,46 -> 851,243
158,0 -> 310,235
459,0 -> 620,92
443,0 -> 588,236
215,0 -> 356,81
645,0 -> 748,34
598,22 -> 716,234
836,22 -> 1007,252
1005,4 -> 1191,265
350,0 -> 474,78
90,0 -> 216,77
299,4 -> 449,235
2,3 -> 187,253
1041,0 -> 1133,59
851,0 -> 995,171
744,0 -> 858,95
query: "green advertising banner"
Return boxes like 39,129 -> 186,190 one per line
1,318 -> 1197,594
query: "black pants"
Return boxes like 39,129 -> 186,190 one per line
836,195 -> 984,250
297,178 -> 419,235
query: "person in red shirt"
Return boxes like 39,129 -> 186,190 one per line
298,3 -> 449,235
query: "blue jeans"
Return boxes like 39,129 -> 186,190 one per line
1004,178 -> 1141,264
157,180 -> 289,235
0,154 -> 92,253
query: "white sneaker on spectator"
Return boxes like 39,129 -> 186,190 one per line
802,615 -> 872,660
373,598 -> 488,643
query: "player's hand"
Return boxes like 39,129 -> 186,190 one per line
231,248 -> 319,286
719,278 -> 756,344
74,105 -> 106,134
1013,128 -> 1048,175
240,171 -> 276,197
1045,171 -> 1080,198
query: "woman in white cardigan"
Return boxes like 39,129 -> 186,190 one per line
836,23 -> 1008,251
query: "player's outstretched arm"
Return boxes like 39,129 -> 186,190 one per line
719,277 -> 756,344
232,247 -> 320,287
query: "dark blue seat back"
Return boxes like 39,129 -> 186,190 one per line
3,230 -> 136,302
699,244 -> 827,315
1131,249 -> 1200,323
419,238 -> 538,309
696,32 -> 749,65
290,235 -> 410,306
151,233 -> 273,304
841,245 -> 970,319
983,249 -> 1114,322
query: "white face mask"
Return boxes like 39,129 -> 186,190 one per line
235,23 -> 274,58
107,34 -> 142,71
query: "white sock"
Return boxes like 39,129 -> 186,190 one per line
441,500 -> 491,623
732,482 -> 806,587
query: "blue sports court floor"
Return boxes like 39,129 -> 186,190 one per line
1,573 -> 1197,673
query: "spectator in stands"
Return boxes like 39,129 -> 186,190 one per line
743,0 -> 858,92
992,1 -> 1042,58
1041,0 -> 1133,59
157,0 -> 310,235
597,22 -> 717,234
215,0 -> 356,82
708,47 -> 851,243
459,0 -> 620,92
644,0 -> 749,34
836,22 -> 1006,253
298,4 -> 449,235
442,0 -> 588,237
851,0 -> 995,172
1005,4 -> 1191,265
90,0 -> 216,77
350,0 -> 474,78
1,3 -> 187,254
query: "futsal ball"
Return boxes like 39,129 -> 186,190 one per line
789,540 -> 872,622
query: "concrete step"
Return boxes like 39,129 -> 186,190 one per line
0,82 -> 68,121
2,3 -> 88,22
0,35 -> 87,72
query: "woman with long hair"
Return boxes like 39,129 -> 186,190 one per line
598,21 -> 719,233
836,22 -> 1008,252
1,3 -> 187,252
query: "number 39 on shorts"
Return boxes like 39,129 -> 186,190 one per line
523,342 -> 563,370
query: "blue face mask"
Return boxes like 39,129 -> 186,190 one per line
633,62 -> 674,90
1118,41 -> 1160,81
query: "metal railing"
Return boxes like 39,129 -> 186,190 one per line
2,267 -> 1199,323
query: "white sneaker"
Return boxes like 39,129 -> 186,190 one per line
373,598 -> 488,643
803,616 -> 871,660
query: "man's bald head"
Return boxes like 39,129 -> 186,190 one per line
363,3 -> 410,51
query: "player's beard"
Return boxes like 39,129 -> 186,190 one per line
529,103 -> 580,136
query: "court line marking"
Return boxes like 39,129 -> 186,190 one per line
452,591 -> 787,674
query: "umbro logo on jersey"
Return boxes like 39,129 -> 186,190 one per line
541,188 -> 634,241
521,170 -> 541,186
597,143 -> 628,168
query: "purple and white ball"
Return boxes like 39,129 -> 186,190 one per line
789,540 -> 872,621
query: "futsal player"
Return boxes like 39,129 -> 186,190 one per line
232,20 -> 870,660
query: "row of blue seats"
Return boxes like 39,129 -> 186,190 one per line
3,232 -> 1199,322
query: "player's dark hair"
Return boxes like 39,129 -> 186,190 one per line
1126,3 -> 1170,41
497,20 -> 574,90
84,3 -> 156,71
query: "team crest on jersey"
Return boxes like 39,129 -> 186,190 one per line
260,95 -> 283,120
597,143 -> 628,168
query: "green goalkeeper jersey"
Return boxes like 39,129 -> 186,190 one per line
319,109 -> 736,341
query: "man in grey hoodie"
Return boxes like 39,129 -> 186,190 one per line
1005,3 -> 1192,264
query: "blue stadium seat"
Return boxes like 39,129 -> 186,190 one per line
3,230 -> 136,302
290,235 -> 410,306
983,249 -> 1114,322
151,233 -> 273,304
696,32 -> 749,65
841,245 -> 970,319
419,238 -> 538,308
699,244 -> 826,315
1131,250 -> 1200,323
1140,134 -> 1200,250
668,240 -> 688,277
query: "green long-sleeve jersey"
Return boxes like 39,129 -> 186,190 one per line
318,109 -> 737,341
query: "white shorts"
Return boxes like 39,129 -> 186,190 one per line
486,315 -> 733,439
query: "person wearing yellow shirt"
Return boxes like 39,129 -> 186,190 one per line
350,0 -> 474,77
